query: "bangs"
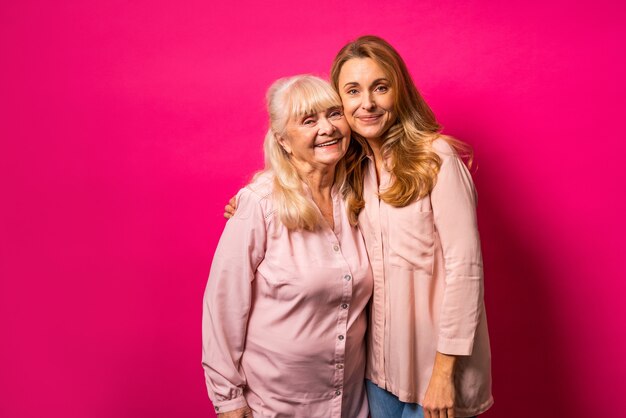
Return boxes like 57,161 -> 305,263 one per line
283,77 -> 341,119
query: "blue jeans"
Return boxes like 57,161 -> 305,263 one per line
366,380 -> 477,418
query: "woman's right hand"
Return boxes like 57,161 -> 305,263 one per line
218,405 -> 253,418
224,196 -> 238,219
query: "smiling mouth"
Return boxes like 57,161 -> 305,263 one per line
315,138 -> 341,148
357,114 -> 383,123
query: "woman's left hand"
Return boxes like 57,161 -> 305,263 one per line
422,352 -> 456,418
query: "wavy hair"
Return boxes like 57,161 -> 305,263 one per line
331,35 -> 472,219
260,75 -> 356,230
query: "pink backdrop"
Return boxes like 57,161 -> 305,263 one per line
1,1 -> 625,417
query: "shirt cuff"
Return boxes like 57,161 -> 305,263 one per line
437,336 -> 474,356
212,395 -> 248,414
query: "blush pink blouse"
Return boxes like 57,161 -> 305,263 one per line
202,172 -> 373,418
359,139 -> 493,417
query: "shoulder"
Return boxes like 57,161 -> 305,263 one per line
244,170 -> 274,198
234,171 -> 275,221
430,136 -> 458,161
429,136 -> 477,198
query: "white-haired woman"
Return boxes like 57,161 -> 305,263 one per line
202,75 -> 372,418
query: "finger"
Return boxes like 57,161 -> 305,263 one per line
229,196 -> 237,207
225,203 -> 236,217
430,408 -> 444,418
448,407 -> 455,418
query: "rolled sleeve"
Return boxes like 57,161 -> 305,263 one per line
211,395 -> 248,414
201,187 -> 267,411
431,141 -> 483,356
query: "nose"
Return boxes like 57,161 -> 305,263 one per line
318,116 -> 336,136
361,91 -> 376,110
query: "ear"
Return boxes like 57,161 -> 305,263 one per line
276,134 -> 292,154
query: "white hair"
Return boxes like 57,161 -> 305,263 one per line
257,75 -> 347,231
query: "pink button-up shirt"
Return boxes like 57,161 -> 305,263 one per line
360,139 -> 493,417
202,172 -> 373,418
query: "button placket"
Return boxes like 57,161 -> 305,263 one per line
327,226 -> 353,417
362,158 -> 388,384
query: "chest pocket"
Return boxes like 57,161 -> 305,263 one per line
386,201 -> 435,275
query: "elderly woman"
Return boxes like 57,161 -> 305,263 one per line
202,75 -> 373,418
226,36 -> 493,418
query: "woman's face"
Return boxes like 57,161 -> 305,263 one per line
279,105 -> 351,172
336,58 -> 396,142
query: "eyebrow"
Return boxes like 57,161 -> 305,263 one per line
342,78 -> 390,88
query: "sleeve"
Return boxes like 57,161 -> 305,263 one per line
201,187 -> 267,413
430,143 -> 484,356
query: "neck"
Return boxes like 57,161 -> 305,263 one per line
365,136 -> 385,173
292,160 -> 336,196
366,137 -> 383,157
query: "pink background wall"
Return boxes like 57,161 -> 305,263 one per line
1,1 -> 625,417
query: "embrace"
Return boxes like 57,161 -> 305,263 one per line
202,36 -> 493,418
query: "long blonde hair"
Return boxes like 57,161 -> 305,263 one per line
260,75 -> 354,231
331,36 -> 471,221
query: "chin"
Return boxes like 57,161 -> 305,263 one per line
357,127 -> 385,140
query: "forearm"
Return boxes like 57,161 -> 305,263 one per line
432,351 -> 457,378
218,404 -> 253,418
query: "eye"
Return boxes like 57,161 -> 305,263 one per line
302,117 -> 316,126
346,88 -> 359,95
375,84 -> 389,93
329,109 -> 343,118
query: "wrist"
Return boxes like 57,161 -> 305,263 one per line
433,352 -> 456,378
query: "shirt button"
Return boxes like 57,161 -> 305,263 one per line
335,390 -> 342,396
344,274 -> 351,281
214,406 -> 219,411
341,303 -> 348,309
338,335 -> 345,341
336,363 -> 344,369
333,245 -> 340,252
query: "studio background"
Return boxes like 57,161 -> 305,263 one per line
1,1 -> 625,417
